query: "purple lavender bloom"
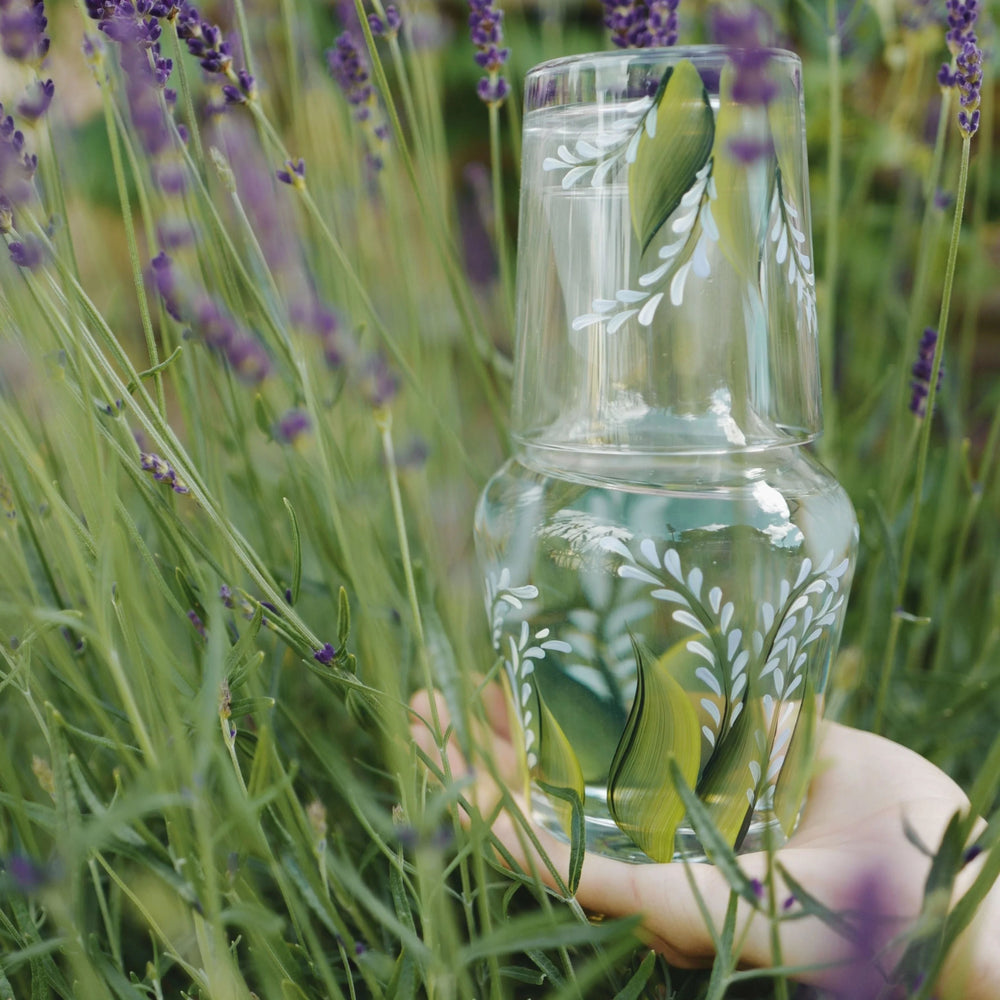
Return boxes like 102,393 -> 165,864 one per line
943,0 -> 978,54
933,187 -> 954,210
275,408 -> 310,444
226,335 -> 271,383
314,642 -> 336,664
727,135 -> 775,163
469,0 -> 510,105
602,1 -> 645,48
8,233 -> 45,268
0,0 -> 50,64
3,853 -> 50,892
601,0 -> 679,48
193,298 -> 238,349
140,451 -> 191,493
910,327 -> 944,418
222,70 -> 255,105
710,7 -> 779,105
328,32 -> 374,107
290,299 -> 357,367
85,1 -> 179,165
327,32 -> 387,167
826,869 -> 896,1000
0,104 -> 39,215
276,157 -> 306,186
154,162 -> 187,194
644,0 -> 679,46
476,76 -> 509,104
152,252 -> 270,382
938,0 -> 983,136
219,584 -> 235,607
187,609 -> 207,637
368,3 -> 401,36
16,78 -> 54,122
151,251 -> 184,320
359,353 -> 399,408
955,39 -> 982,137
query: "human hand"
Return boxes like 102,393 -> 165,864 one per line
409,684 -> 999,998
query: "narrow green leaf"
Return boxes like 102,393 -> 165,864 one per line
532,692 -> 585,842
228,696 -> 277,717
337,586 -> 351,649
775,862 -> 855,939
608,637 -> 702,862
499,966 -> 546,985
125,345 -> 182,392
536,779 -> 585,894
669,757 -> 760,905
612,949 -> 656,1000
283,497 -> 302,605
525,950 -> 565,989
705,892 -> 741,1000
456,911 -> 639,965
628,59 -> 715,254
225,604 -> 264,686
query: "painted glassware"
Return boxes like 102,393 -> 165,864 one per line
475,47 -> 858,863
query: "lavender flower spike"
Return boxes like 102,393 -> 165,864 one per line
937,0 -> 983,137
601,0 -> 679,48
602,1 -> 645,48
955,39 -> 983,137
909,327 -> 944,418
368,4 -> 402,37
327,32 -> 388,169
140,451 -> 192,494
1,103 -> 40,218
644,0 -> 679,47
16,79 -> 54,122
276,157 -> 306,188
8,233 -> 46,268
0,0 -> 51,65
469,0 -> 510,106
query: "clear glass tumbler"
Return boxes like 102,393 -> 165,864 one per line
475,46 -> 858,863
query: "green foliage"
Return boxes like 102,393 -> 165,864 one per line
0,0 -> 997,997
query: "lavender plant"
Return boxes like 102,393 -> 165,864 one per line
0,0 -> 997,996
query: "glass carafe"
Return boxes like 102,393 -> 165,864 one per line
475,47 -> 858,863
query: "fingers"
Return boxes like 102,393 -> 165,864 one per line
408,686 -> 519,821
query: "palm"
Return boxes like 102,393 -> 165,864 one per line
411,687 -> 990,994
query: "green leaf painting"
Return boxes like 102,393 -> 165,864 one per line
711,62 -> 770,279
628,59 -> 715,254
773,673 -> 819,836
608,636 -> 701,862
532,688 -> 586,840
695,693 -> 766,848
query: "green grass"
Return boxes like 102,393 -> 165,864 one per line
0,0 -> 997,996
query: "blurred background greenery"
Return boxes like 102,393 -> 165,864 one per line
0,0 -> 997,994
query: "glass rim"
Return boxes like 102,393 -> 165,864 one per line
525,44 -> 801,80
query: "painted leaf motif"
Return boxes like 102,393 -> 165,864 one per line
767,72 -> 805,205
695,693 -> 766,849
608,637 -> 701,862
532,656 -> 628,784
711,61 -> 769,279
533,688 -> 586,839
773,671 -> 818,836
628,60 -> 715,255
